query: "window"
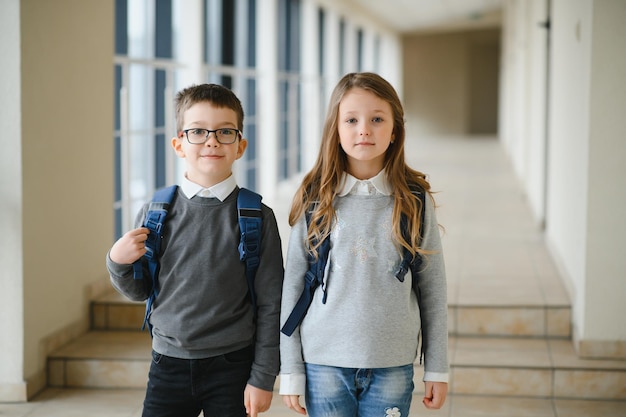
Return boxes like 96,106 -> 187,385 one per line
277,0 -> 302,180
204,0 -> 259,188
113,0 -> 259,238
114,0 -> 178,238
357,28 -> 364,71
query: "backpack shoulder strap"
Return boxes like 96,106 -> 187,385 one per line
394,184 -> 427,281
281,205 -> 330,337
237,188 -> 263,312
133,185 -> 178,333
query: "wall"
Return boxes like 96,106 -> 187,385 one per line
501,0 -> 626,357
402,28 -> 500,137
0,0 -> 115,401
546,0 -> 592,343
499,0 -> 550,225
0,0 -> 26,402
582,0 -> 626,356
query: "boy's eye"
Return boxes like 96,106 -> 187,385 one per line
191,128 -> 206,135
217,128 -> 236,135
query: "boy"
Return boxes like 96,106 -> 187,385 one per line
106,83 -> 284,417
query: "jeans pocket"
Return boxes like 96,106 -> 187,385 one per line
151,350 -> 163,365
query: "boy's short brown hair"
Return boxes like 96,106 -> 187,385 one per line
174,84 -> 244,133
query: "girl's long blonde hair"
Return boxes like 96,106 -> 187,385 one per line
290,72 -> 433,260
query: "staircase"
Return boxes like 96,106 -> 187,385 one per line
47,289 -> 626,400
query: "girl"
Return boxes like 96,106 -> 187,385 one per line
279,72 -> 448,417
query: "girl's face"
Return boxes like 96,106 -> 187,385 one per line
171,101 -> 247,188
337,87 -> 394,179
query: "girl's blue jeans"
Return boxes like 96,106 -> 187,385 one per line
142,345 -> 253,417
304,363 -> 415,417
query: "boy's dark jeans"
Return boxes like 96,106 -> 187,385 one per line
142,344 -> 254,417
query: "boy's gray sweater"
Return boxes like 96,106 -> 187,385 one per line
280,191 -> 448,392
106,187 -> 284,391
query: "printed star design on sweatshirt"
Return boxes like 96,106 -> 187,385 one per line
329,213 -> 346,274
386,257 -> 400,274
350,234 -> 378,262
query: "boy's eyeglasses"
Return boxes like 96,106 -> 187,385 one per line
180,128 -> 241,145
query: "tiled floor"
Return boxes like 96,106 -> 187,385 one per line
1,388 -> 625,416
4,135 -> 625,416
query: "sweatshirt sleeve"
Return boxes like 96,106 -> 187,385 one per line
278,215 -> 310,396
416,194 -> 449,383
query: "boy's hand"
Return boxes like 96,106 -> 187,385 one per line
422,381 -> 448,409
244,384 -> 272,417
109,227 -> 150,265
282,395 -> 306,415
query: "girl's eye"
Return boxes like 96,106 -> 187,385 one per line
372,117 -> 383,123
346,118 -> 357,124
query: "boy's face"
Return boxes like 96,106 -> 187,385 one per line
172,101 -> 247,188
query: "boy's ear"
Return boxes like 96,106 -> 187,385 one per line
236,137 -> 248,159
171,136 -> 185,157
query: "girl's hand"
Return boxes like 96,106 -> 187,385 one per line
282,395 -> 306,415
109,227 -> 150,265
423,381 -> 448,409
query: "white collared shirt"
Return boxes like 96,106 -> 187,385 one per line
180,174 -> 237,201
337,169 -> 392,196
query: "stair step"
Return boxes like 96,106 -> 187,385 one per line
48,331 -> 626,400
93,292 -> 572,338
91,292 -> 145,331
48,331 -> 151,389
450,305 -> 571,338
450,336 -> 626,400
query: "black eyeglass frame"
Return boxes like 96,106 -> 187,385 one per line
180,128 -> 242,145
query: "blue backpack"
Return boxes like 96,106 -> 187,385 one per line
132,185 -> 263,334
281,185 -> 426,336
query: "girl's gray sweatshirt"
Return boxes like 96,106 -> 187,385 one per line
279,186 -> 448,395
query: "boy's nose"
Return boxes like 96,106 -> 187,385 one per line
205,132 -> 220,146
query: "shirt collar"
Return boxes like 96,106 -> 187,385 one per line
180,174 -> 237,202
337,169 -> 392,196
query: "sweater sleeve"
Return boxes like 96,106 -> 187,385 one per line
278,215 -> 310,396
416,194 -> 449,382
248,205 -> 285,391
106,205 -> 152,302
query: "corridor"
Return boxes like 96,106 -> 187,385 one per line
2,135 -> 624,416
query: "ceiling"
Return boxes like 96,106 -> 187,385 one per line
348,0 -> 504,34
